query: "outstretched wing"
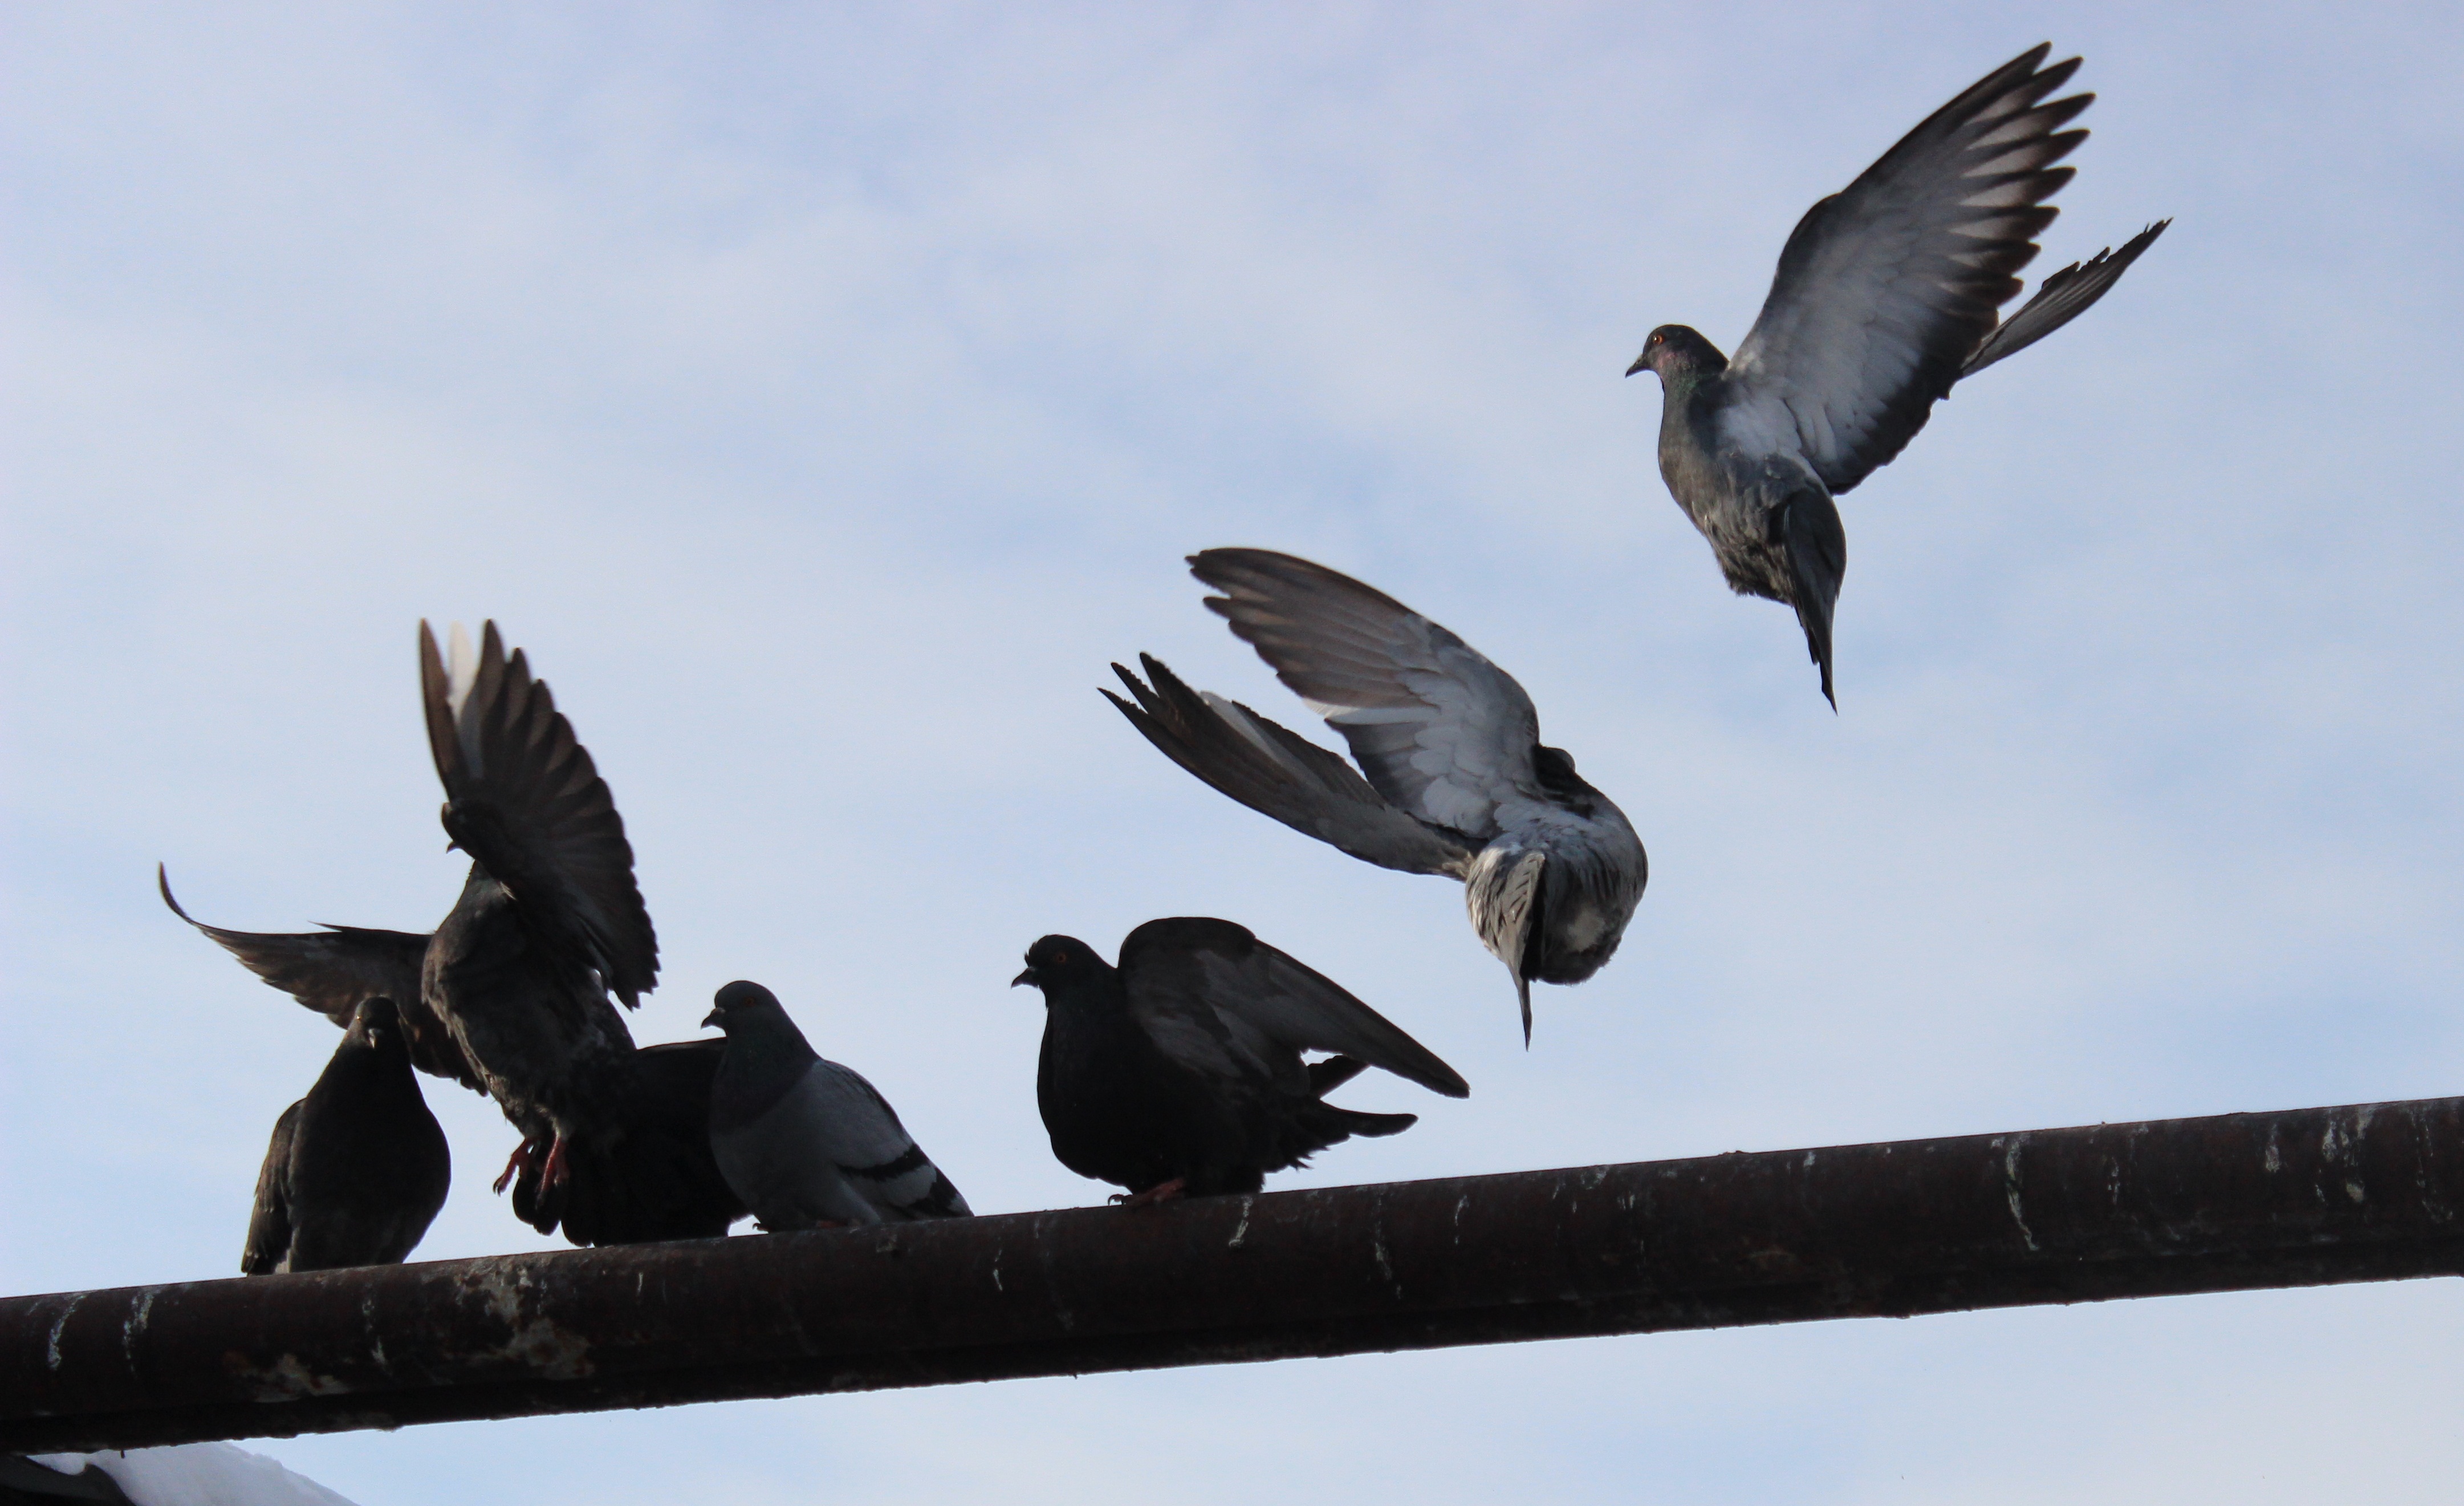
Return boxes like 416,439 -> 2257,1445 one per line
1107,655 -> 1475,877
1123,918 -> 1469,1098
1723,45 -> 2149,493
420,621 -> 658,1007
159,866 -> 478,1090
1960,219 -> 2168,377
1190,549 -> 1543,842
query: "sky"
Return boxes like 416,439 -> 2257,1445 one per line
5,2 -> 2462,1501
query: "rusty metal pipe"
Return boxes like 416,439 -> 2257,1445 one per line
7,1095 -> 2462,1452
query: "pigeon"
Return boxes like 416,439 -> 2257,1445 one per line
701,980 -> 971,1230
1626,44 -> 2168,706
161,622 -> 744,1246
1107,549 -> 1647,1041
1014,919 -> 1470,1203
241,997 -> 450,1274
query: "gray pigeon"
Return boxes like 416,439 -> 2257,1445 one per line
242,997 -> 450,1274
1627,44 -> 2168,705
701,981 -> 970,1229
1107,549 -> 1646,1042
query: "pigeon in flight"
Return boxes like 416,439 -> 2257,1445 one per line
1107,549 -> 1646,1041
242,997 -> 450,1274
701,981 -> 971,1230
162,623 -> 744,1246
1627,44 -> 2168,705
1014,919 -> 1470,1203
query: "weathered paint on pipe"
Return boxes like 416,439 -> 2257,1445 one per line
5,1096 -> 2461,1451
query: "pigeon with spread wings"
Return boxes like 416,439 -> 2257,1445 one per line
1015,919 -> 1468,1203
1627,43 -> 2167,705
165,623 -> 742,1246
1107,549 -> 1646,1041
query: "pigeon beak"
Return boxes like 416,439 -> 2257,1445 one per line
700,1008 -> 722,1030
1011,968 -> 1036,988
1623,352 -> 1649,377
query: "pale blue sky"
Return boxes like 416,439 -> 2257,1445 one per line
6,5 -> 2462,1502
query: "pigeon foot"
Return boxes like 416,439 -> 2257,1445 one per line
491,1138 -> 537,1196
540,1132 -> 571,1193
1110,1178 -> 1188,1209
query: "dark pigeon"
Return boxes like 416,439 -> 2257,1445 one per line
241,997 -> 450,1274
1626,44 -> 2168,706
1014,919 -> 1470,1203
1107,549 -> 1646,1041
164,622 -> 744,1247
701,981 -> 971,1229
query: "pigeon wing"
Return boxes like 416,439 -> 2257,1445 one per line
1960,219 -> 2168,377
1123,918 -> 1469,1098
1107,655 -> 1475,876
242,1100 -> 300,1275
1722,45 -> 2128,493
1190,550 -> 1544,844
800,1061 -> 971,1220
420,621 -> 658,1007
158,867 -> 477,1090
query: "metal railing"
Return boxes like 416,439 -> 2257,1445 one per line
7,1095 -> 2460,1452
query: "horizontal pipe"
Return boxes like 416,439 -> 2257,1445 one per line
6,1095 -> 2462,1452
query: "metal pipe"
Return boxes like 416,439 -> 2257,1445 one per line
7,1095 -> 2461,1452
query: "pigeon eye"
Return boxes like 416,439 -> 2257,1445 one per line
1649,332 -> 1664,346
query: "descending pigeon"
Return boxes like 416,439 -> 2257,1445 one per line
1107,549 -> 1646,1041
1626,44 -> 2168,705
242,997 -> 450,1274
1014,919 -> 1470,1202
161,622 -> 744,1246
700,981 -> 971,1229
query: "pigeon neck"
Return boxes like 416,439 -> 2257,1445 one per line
711,1013 -> 823,1130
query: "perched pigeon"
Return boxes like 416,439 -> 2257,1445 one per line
1627,44 -> 2168,705
162,623 -> 744,1247
701,981 -> 971,1229
1014,919 -> 1470,1202
1107,549 -> 1646,1040
241,997 -> 450,1274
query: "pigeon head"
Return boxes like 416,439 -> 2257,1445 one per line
1625,324 -> 1727,381
1013,935 -> 1108,992
702,979 -> 784,1032
344,996 -> 406,1051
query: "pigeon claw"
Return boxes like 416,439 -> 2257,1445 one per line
491,1139 -> 536,1196
1109,1177 -> 1188,1209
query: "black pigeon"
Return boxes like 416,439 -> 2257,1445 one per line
1626,44 -> 2168,705
702,981 -> 971,1229
163,622 -> 743,1246
1108,549 -> 1646,1041
1014,919 -> 1470,1203
242,997 -> 450,1274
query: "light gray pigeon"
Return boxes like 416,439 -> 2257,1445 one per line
1627,44 -> 2168,705
1107,549 -> 1647,1043
701,981 -> 971,1229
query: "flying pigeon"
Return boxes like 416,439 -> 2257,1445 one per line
241,997 -> 450,1274
1107,549 -> 1646,1041
1626,43 -> 2168,706
701,981 -> 971,1230
161,622 -> 744,1246
1014,918 -> 1470,1203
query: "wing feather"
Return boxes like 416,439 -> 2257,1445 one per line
1123,918 -> 1469,1098
420,621 -> 658,1006
1724,46 -> 2155,492
1189,549 -> 1542,842
1107,655 -> 1474,876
